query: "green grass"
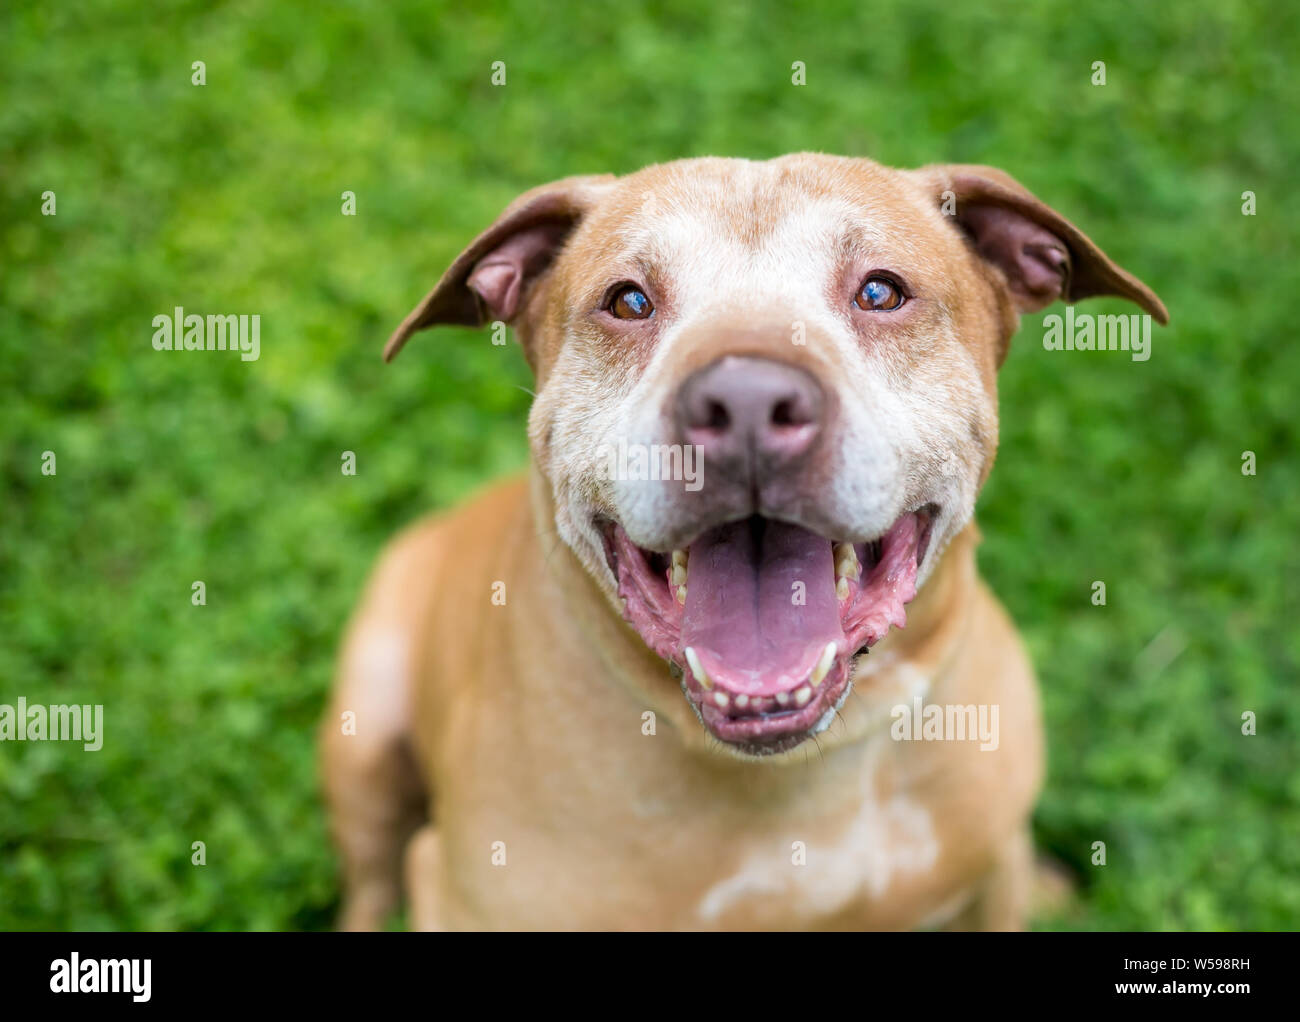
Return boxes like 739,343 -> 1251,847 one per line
2,0 -> 1297,930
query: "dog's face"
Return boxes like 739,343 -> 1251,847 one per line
388,154 -> 1166,758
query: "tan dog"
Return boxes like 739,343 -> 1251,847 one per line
321,154 -> 1167,930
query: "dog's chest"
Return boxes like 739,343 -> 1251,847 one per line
442,740 -> 974,930
686,785 -> 943,928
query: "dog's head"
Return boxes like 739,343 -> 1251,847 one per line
387,154 -> 1167,757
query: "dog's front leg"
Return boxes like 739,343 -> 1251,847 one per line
941,827 -> 1034,931
403,825 -> 445,931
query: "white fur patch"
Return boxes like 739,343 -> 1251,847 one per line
343,628 -> 412,736
695,747 -> 939,925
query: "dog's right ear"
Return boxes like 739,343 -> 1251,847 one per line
384,174 -> 616,362
911,163 -> 1169,350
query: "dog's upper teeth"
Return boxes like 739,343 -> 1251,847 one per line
675,584 -> 687,604
836,575 -> 850,601
834,542 -> 860,581
670,549 -> 688,586
810,641 -> 836,687
684,646 -> 711,689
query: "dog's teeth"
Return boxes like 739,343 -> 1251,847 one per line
675,584 -> 687,604
684,647 -> 712,689
810,641 -> 836,687
836,575 -> 850,601
670,549 -> 688,586
734,694 -> 749,709
775,691 -> 790,706
834,542 -> 860,581
793,685 -> 812,707
713,691 -> 729,709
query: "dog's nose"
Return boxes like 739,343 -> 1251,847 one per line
675,356 -> 825,473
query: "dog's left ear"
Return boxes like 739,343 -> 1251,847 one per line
915,163 -> 1169,331
384,174 -> 616,361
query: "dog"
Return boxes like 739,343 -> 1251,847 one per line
321,154 -> 1167,930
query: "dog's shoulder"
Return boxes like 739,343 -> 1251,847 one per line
344,474 -> 529,633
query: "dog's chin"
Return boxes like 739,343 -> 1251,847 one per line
597,507 -> 935,757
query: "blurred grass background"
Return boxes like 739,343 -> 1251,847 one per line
2,0 -> 1297,930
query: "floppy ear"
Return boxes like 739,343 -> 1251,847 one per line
383,174 -> 616,362
916,163 -> 1168,327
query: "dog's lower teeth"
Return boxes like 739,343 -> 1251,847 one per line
684,646 -> 711,689
810,641 -> 836,687
775,691 -> 790,706
734,694 -> 749,709
793,685 -> 812,707
713,691 -> 729,709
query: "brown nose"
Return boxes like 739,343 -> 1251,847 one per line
675,356 -> 825,476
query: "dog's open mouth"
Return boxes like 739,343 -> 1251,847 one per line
600,510 -> 933,755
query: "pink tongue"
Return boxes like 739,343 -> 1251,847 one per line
678,519 -> 843,696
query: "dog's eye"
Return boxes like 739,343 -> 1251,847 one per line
854,276 -> 904,312
609,286 -> 654,320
